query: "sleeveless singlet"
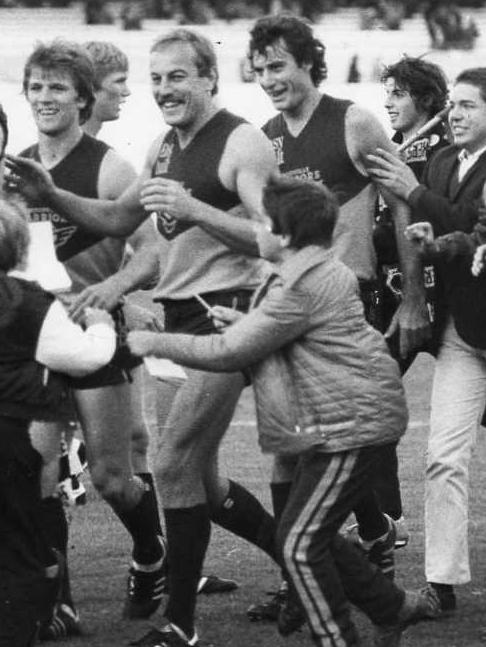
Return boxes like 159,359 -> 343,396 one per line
22,134 -> 126,294
152,109 -> 264,300
263,95 -> 378,281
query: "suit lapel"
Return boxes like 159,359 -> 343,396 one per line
453,150 -> 486,201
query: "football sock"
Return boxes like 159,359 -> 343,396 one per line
270,481 -> 292,523
211,480 -> 277,563
353,490 -> 389,542
113,472 -> 165,566
39,496 -> 74,609
164,504 -> 211,639
271,481 -> 292,579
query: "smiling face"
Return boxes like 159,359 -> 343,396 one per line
26,66 -> 86,136
92,69 -> 130,123
150,42 -> 215,133
251,39 -> 314,117
448,82 -> 486,154
383,77 -> 428,138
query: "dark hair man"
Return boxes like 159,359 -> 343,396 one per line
347,56 -> 450,552
244,14 -> 430,625
368,66 -> 486,618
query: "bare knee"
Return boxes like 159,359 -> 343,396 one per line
89,461 -> 131,506
155,453 -> 183,489
130,421 -> 150,470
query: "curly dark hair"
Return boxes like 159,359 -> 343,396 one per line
248,14 -> 327,87
381,57 -> 449,118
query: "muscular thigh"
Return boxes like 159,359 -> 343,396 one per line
29,421 -> 63,466
74,383 -> 135,472
158,368 -> 244,470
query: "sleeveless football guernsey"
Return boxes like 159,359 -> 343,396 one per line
152,109 -> 264,300
22,134 -> 126,294
263,95 -> 378,281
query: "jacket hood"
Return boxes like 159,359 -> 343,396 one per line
0,273 -> 23,328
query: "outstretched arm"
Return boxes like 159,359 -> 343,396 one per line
127,282 -> 311,371
36,302 -> 116,377
367,147 -> 481,236
68,152 -> 160,321
6,148 -> 150,238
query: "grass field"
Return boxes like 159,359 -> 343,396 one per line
60,352 -> 486,647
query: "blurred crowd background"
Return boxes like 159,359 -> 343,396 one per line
0,1 -> 483,51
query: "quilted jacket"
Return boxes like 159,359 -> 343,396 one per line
156,246 -> 409,455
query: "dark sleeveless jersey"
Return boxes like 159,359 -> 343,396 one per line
0,275 -> 70,421
262,94 -> 378,280
152,109 -> 264,300
21,134 -> 126,293
392,123 -> 449,180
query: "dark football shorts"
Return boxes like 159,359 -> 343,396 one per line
159,288 -> 254,334
158,289 -> 254,385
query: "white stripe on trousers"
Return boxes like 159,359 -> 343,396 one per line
283,451 -> 359,647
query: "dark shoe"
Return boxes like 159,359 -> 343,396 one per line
38,603 -> 82,641
367,515 -> 397,580
129,624 -> 199,646
247,581 -> 288,622
123,564 -> 167,619
197,574 -> 238,595
393,516 -> 410,549
427,583 -> 457,617
373,587 -> 441,646
277,589 -> 306,636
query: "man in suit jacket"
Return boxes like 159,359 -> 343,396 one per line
367,67 -> 486,617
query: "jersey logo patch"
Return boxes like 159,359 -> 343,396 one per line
156,211 -> 193,240
154,142 -> 174,175
27,206 -> 103,261
271,136 -> 284,166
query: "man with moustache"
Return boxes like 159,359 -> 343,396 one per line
8,29 -> 280,647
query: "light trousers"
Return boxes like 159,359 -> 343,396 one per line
425,318 -> 486,584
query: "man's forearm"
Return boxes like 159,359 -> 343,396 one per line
110,246 -> 160,297
50,188 -> 136,238
388,196 -> 425,297
192,201 -> 261,256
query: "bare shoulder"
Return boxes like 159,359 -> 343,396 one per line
224,122 -> 276,170
98,148 -> 138,200
345,103 -> 393,173
145,132 -> 166,166
229,123 -> 274,158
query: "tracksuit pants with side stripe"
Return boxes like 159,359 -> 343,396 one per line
276,446 -> 405,647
